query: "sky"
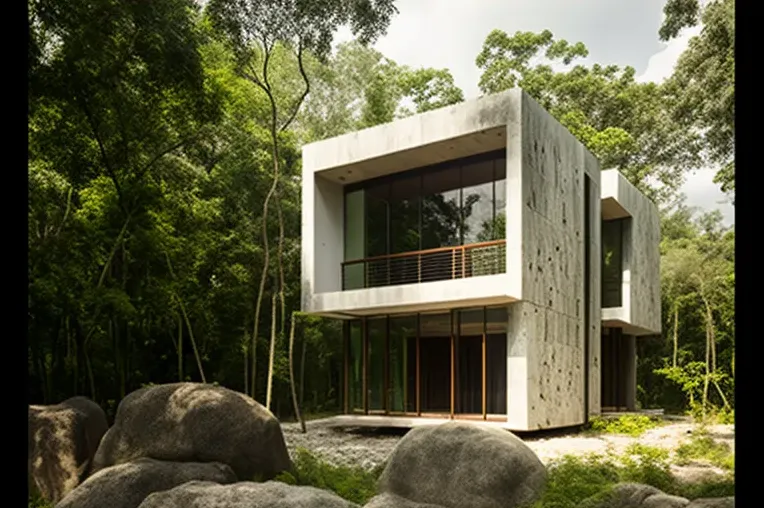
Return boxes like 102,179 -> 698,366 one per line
335,0 -> 734,226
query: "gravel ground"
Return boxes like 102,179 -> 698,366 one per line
281,419 -> 734,483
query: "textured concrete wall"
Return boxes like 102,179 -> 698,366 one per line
601,170 -> 661,335
505,93 -> 602,430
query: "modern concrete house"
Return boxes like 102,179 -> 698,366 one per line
300,89 -> 661,431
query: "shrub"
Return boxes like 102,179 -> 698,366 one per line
533,443 -> 731,507
675,432 -> 734,470
28,493 -> 53,508
587,414 -> 661,437
274,447 -> 380,504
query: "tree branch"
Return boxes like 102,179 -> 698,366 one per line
279,42 -> 311,133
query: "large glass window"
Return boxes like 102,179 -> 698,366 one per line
486,306 -> 508,414
602,218 -> 626,307
389,315 -> 417,413
348,320 -> 363,412
367,317 -> 386,412
344,190 -> 365,290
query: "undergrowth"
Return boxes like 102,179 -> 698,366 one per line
587,414 -> 661,437
274,447 -> 382,504
27,492 -> 53,508
675,430 -> 735,470
532,443 -> 734,508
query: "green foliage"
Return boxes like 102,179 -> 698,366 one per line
475,29 -> 701,206
534,444 -> 733,508
274,448 -> 381,505
675,432 -> 734,470
663,0 -> 735,197
587,415 -> 661,437
28,492 -> 53,508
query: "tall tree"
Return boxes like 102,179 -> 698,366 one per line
475,29 -> 702,205
206,0 -> 398,415
662,0 -> 735,196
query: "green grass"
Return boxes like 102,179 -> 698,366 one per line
28,492 -> 53,508
675,431 -> 735,471
274,447 -> 382,504
275,444 -> 733,508
587,414 -> 662,437
531,443 -> 734,508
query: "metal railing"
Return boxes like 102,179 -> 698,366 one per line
342,240 -> 506,290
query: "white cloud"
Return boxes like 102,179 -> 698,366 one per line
333,1 -> 732,225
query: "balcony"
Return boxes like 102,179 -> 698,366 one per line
342,240 -> 507,290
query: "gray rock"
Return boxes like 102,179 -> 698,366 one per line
138,480 -> 359,507
92,383 -> 291,480
686,498 -> 735,508
376,422 -> 547,508
364,493 -> 445,508
28,396 -> 109,503
55,458 -> 236,508
581,483 -> 689,508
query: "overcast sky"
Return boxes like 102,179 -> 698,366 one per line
336,0 -> 733,226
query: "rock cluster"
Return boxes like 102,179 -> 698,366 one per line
28,387 -> 735,508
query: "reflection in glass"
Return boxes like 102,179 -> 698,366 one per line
462,160 -> 495,245
348,320 -> 363,412
486,306 -> 508,414
389,315 -> 417,413
421,165 -> 462,250
457,308 -> 483,414
344,190 -> 365,289
602,219 -> 625,307
418,312 -> 452,413
367,318 -> 386,412
390,175 -> 421,285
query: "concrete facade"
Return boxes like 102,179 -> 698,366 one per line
300,89 -> 660,431
600,170 -> 662,336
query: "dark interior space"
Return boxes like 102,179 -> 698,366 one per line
419,337 -> 452,413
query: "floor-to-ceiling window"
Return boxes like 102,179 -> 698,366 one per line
344,306 -> 509,419
602,218 -> 627,307
342,150 -> 507,289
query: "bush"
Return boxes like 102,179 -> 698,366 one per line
675,432 -> 734,470
533,443 -> 732,508
274,448 -> 381,504
587,415 -> 661,437
28,493 -> 53,508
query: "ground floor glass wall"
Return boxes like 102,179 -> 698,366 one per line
344,306 -> 508,419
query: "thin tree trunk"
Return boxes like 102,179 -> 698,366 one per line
300,335 -> 307,410
266,292 -> 277,409
243,318 -> 249,396
288,312 -> 306,433
164,252 -> 206,384
672,305 -> 679,368
178,313 -> 183,381
177,295 -> 206,384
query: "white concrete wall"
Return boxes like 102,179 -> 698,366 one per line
301,89 -> 524,316
506,93 -> 602,430
601,170 -> 661,335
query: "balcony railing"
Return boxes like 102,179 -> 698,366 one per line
342,240 -> 507,290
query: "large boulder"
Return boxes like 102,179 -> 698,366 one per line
92,383 -> 291,480
365,493 -> 445,508
138,480 -> 359,508
28,396 -> 109,503
581,483 -> 689,508
56,457 -> 237,508
375,422 -> 547,508
686,498 -> 735,508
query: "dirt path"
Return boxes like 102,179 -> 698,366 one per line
281,420 -> 734,482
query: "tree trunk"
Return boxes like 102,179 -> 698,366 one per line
288,312 -> 306,433
177,295 -> 206,384
672,305 -> 679,368
299,335 -> 307,410
266,293 -> 277,409
178,313 -> 183,381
